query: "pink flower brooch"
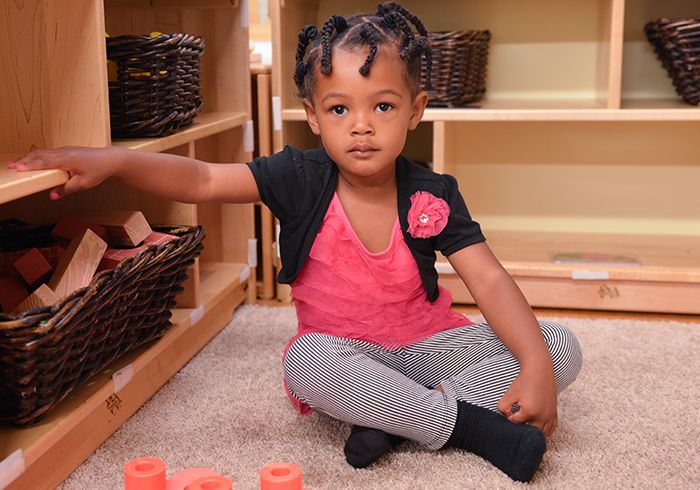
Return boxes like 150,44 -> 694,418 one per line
407,191 -> 450,239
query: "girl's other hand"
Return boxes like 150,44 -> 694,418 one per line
8,146 -> 125,200
497,365 -> 558,437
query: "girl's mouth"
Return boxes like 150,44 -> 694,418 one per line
349,144 -> 378,157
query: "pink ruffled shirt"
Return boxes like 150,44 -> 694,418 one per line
286,193 -> 471,413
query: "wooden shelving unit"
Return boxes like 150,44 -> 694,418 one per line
269,0 -> 700,315
0,1 -> 254,488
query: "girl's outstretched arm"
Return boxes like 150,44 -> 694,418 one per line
447,242 -> 559,437
8,146 -> 260,204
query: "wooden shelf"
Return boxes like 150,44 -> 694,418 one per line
112,112 -> 248,152
0,262 -> 248,490
437,230 -> 700,314
0,155 -> 68,205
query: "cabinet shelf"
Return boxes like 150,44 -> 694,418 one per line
112,112 -> 248,152
437,230 -> 700,314
0,156 -> 68,205
0,262 -> 248,490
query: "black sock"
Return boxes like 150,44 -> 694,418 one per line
343,425 -> 404,469
445,401 -> 546,482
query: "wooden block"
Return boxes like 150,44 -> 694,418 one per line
98,232 -> 177,271
52,216 -> 109,242
12,284 -> 60,314
84,211 -> 152,247
0,276 -> 28,313
48,229 -> 108,299
13,248 -> 53,287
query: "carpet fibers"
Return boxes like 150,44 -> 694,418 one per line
60,305 -> 700,489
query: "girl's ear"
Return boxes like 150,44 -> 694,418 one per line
408,90 -> 429,130
303,98 -> 322,135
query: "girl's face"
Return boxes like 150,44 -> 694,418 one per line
303,45 -> 428,186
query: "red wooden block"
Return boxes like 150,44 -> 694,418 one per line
0,276 -> 29,314
98,232 -> 176,271
13,248 -> 53,287
52,216 -> 109,242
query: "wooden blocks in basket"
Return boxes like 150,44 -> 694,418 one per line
1,211 -> 179,315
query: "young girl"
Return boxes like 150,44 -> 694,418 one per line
10,2 -> 581,483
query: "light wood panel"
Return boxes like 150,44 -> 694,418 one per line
0,1 -> 110,153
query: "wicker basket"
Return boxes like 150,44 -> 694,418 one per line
645,18 -> 700,105
107,33 -> 204,138
422,30 -> 491,107
0,223 -> 205,426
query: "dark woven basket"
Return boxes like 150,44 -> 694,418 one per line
645,18 -> 700,105
422,30 -> 491,107
0,224 -> 205,426
107,33 -> 205,138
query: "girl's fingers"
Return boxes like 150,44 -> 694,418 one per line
49,186 -> 64,201
9,155 -> 51,171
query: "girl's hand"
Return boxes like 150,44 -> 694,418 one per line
8,146 -> 125,199
497,364 -> 558,437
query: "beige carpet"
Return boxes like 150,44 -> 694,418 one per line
60,305 -> 700,489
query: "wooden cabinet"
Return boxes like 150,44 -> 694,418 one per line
269,0 -> 700,315
0,1 -> 253,488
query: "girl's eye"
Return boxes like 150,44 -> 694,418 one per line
331,105 -> 347,115
376,102 -> 393,112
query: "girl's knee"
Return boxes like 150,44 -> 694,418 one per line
284,333 -> 326,375
539,321 -> 583,391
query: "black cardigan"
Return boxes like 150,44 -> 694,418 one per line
247,146 -> 485,301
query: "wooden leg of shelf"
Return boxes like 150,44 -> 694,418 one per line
260,204 -> 275,300
246,270 -> 257,304
175,258 -> 201,308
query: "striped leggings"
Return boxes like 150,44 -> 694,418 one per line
283,321 -> 582,450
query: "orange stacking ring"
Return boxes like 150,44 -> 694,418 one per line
124,457 -> 167,490
259,463 -> 303,490
187,475 -> 233,490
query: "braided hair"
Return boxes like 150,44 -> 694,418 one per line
294,2 -> 432,100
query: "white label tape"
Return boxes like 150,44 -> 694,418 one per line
572,270 -> 610,281
112,364 -> 134,394
244,119 -> 254,153
189,305 -> 205,327
248,238 -> 258,268
275,223 -> 281,259
272,96 -> 282,132
240,265 -> 251,284
435,261 -> 455,274
0,449 -> 25,489
241,0 -> 249,28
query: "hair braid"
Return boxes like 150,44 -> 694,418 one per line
379,2 -> 428,37
320,15 -> 347,75
358,23 -> 379,76
293,25 -> 318,91
377,2 -> 432,89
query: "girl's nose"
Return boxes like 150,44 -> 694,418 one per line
351,115 -> 374,136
